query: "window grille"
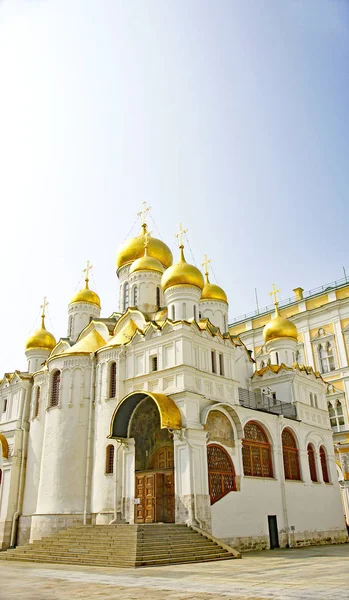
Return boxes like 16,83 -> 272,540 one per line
156,287 -> 161,307
320,446 -> 330,483
307,443 -> 318,482
50,371 -> 61,407
219,353 -> 224,376
282,428 -> 301,480
133,286 -> 138,306
105,444 -> 114,474
151,356 -> 158,372
2,399 -> 7,413
34,387 -> 40,418
242,421 -> 273,478
207,444 -> 236,504
109,362 -> 116,398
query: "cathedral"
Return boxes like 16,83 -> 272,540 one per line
0,207 -> 347,553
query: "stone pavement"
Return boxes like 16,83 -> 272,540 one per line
0,544 -> 348,600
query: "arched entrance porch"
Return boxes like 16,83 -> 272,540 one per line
109,391 -> 182,524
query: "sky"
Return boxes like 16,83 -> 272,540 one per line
0,0 -> 348,371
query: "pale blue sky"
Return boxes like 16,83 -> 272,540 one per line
0,0 -> 348,370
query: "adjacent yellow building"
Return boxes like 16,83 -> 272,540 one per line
230,277 -> 349,522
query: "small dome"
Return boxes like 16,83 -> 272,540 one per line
70,282 -> 101,308
26,317 -> 56,352
263,306 -> 298,343
129,247 -> 164,274
201,274 -> 227,303
161,247 -> 204,292
116,224 -> 173,270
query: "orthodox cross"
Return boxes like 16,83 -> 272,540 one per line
202,254 -> 211,277
269,283 -> 281,305
83,260 -> 93,284
40,296 -> 49,318
175,223 -> 188,247
143,229 -> 152,249
137,201 -> 152,226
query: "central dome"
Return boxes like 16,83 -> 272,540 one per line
116,225 -> 173,270
263,306 -> 298,343
130,248 -> 164,274
161,247 -> 204,291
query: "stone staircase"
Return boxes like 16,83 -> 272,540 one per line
0,524 -> 240,567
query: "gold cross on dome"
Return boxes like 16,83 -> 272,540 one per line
137,201 -> 152,226
83,260 -> 93,282
143,229 -> 152,249
269,283 -> 281,305
175,223 -> 188,247
202,253 -> 211,276
40,296 -> 49,318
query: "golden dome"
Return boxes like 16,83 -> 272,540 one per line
161,247 -> 204,292
201,274 -> 227,303
26,316 -> 56,352
129,247 -> 164,274
263,305 -> 298,343
116,224 -> 173,270
70,281 -> 101,308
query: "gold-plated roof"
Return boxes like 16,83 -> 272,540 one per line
70,281 -> 101,308
253,362 -> 323,380
201,274 -> 228,303
64,329 -> 106,355
106,318 -> 142,348
0,433 -> 9,459
116,224 -> 173,270
26,315 -> 56,352
161,246 -> 204,292
109,391 -> 182,436
263,304 -> 298,343
129,247 -> 164,274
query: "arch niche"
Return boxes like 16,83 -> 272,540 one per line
109,391 -> 182,524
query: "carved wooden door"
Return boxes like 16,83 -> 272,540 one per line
135,474 -> 145,523
144,473 -> 156,523
163,471 -> 175,523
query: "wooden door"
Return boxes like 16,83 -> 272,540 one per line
135,473 -> 156,523
163,471 -> 175,523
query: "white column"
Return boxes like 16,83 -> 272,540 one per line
333,320 -> 347,368
302,329 -> 315,369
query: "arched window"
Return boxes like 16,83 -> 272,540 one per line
105,444 -> 115,474
50,371 -> 61,407
275,352 -> 279,365
223,315 -> 227,332
133,286 -> 138,306
318,343 -> 335,373
124,283 -> 129,311
310,393 -> 314,407
0,468 -> 2,485
109,362 -> 116,398
193,305 -> 197,321
242,422 -> 273,478
307,443 -> 318,482
156,287 -> 161,308
320,446 -> 330,483
171,305 -> 175,321
34,386 -> 40,418
260,360 -> 265,369
282,428 -> 301,480
182,303 -> 187,320
328,400 -> 345,431
207,444 -> 236,504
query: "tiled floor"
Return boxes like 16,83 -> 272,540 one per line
0,544 -> 348,600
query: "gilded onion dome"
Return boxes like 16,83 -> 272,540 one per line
26,309 -> 56,352
116,224 -> 173,270
201,273 -> 227,303
129,246 -> 164,274
263,303 -> 298,343
70,280 -> 101,308
161,246 -> 204,292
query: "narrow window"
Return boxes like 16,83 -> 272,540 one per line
193,305 -> 197,321
0,468 -> 2,485
50,371 -> 61,407
156,287 -> 161,308
171,305 -> 175,321
199,311 -> 202,319
282,428 -> 301,481
275,352 -> 279,365
314,394 -> 318,408
328,400 -> 345,432
223,315 -> 227,332
182,302 -> 187,320
320,446 -> 330,483
327,342 -> 335,371
219,353 -> 224,376
34,387 -> 40,418
124,283 -> 129,311
211,351 -> 217,374
109,362 -> 116,398
105,444 -> 115,474
133,286 -> 138,306
151,356 -> 158,372
310,393 -> 314,407
242,421 -> 273,478
2,399 -> 7,413
307,443 -> 318,482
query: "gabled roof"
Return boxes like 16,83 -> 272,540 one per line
253,362 -> 323,381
